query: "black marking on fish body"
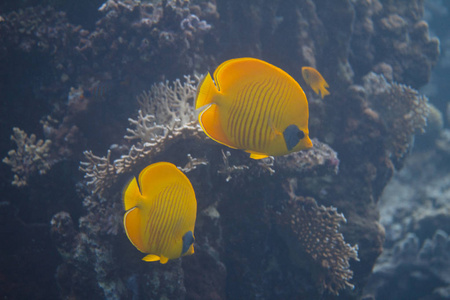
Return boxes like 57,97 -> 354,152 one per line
181,230 -> 194,255
283,124 -> 304,151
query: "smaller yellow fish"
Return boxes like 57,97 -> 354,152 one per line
301,67 -> 330,99
123,162 -> 197,264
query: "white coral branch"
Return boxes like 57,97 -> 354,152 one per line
3,127 -> 52,187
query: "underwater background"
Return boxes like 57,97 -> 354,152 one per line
0,0 -> 449,299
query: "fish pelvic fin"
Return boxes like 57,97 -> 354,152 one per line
142,254 -> 161,262
195,73 -> 217,110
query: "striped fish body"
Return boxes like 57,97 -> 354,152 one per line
123,162 -> 197,264
196,58 -> 312,159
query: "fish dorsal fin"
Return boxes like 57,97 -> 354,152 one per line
123,207 -> 146,252
142,254 -> 161,262
137,162 -> 183,198
213,57 -> 291,92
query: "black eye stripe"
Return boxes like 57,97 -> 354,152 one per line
283,125 -> 304,151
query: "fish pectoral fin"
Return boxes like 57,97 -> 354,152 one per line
142,254 -> 161,262
246,151 -> 269,160
268,119 -> 282,141
159,256 -> 169,264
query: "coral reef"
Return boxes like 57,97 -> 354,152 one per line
362,72 -> 430,168
276,179 -> 359,295
364,132 -> 450,299
2,127 -> 52,186
80,75 -> 204,196
365,230 -> 450,300
1,0 -> 218,188
54,70 -> 363,298
0,0 -> 443,299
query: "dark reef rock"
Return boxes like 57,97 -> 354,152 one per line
364,141 -> 450,299
0,0 -> 443,299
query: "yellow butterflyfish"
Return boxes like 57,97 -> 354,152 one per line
301,66 -> 330,99
195,57 -> 313,160
123,162 -> 197,264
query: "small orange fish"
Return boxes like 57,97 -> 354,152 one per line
301,67 -> 330,99
195,58 -> 312,159
123,162 -> 197,264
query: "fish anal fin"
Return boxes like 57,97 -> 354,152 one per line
199,104 -> 236,149
160,256 -> 169,264
123,207 -> 146,252
246,151 -> 269,160
142,254 -> 161,262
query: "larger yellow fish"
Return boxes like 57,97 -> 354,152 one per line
123,162 -> 197,264
195,57 -> 313,159
301,66 -> 330,99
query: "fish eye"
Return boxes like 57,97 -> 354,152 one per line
297,130 -> 305,140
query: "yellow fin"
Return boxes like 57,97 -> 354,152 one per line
137,162 -> 181,197
246,151 -> 269,160
199,103 -> 236,149
122,177 -> 141,211
142,254 -> 161,262
160,256 -> 169,264
195,72 -> 217,110
319,83 -> 330,99
213,58 -> 285,92
123,207 -> 146,252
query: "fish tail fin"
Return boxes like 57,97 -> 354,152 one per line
122,177 -> 141,211
320,86 -> 330,99
195,73 -> 217,110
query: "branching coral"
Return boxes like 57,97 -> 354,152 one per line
3,127 -> 52,187
363,72 -> 429,167
125,75 -> 200,142
80,75 -> 206,196
277,179 -> 359,295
